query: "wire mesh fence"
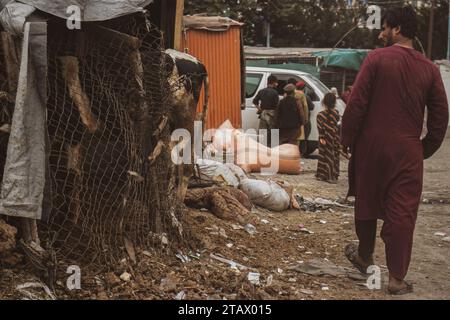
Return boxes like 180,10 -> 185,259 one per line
1,14 -> 189,269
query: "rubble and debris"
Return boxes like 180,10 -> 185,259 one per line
16,282 -> 56,300
266,274 -> 274,286
209,253 -> 249,271
247,272 -> 260,285
120,272 -> 132,282
434,232 -> 447,237
289,259 -> 365,281
185,187 -> 252,224
295,195 -> 354,212
175,251 -> 192,263
174,290 -> 187,300
244,223 -> 257,235
0,219 -> 17,259
160,274 -> 179,292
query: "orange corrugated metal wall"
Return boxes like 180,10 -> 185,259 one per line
182,26 -> 242,129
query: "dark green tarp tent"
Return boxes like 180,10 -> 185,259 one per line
311,49 -> 370,71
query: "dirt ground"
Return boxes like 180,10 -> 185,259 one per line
1,133 -> 449,300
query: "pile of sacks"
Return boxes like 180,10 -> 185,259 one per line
208,120 -> 302,175
188,158 -> 298,218
185,120 -> 302,221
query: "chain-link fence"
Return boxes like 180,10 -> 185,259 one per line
1,14 -> 189,269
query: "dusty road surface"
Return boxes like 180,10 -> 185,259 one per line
1,133 -> 449,300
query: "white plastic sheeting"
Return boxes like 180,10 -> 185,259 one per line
0,21 -> 47,219
18,0 -> 153,21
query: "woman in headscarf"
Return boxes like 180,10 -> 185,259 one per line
316,93 -> 341,184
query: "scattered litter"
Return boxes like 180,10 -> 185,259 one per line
295,195 -> 354,212
288,278 -> 297,283
16,282 -> 56,300
300,289 -> 313,295
299,227 -> 314,235
434,232 -> 447,237
247,272 -> 261,285
210,228 -> 229,238
188,251 -> 201,260
290,259 -> 362,280
120,272 -> 131,282
277,268 -> 284,274
261,219 -> 270,225
161,233 -> 169,246
174,291 -> 186,300
175,251 -> 192,263
210,253 -> 249,271
200,208 -> 209,212
245,223 -> 257,235
231,224 -> 244,230
266,275 -> 274,287
226,243 -> 234,248
321,286 -> 330,291
305,251 -> 313,255
160,275 -> 178,292
318,220 -> 327,224
442,237 -> 450,243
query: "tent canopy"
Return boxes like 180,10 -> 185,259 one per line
311,49 -> 369,71
18,0 -> 153,21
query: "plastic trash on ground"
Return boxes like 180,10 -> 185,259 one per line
239,179 -> 291,212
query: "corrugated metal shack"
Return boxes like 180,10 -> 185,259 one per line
182,15 -> 244,129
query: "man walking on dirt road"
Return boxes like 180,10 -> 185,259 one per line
341,6 -> 449,295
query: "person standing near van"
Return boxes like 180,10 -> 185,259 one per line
341,6 -> 448,295
253,75 -> 279,146
295,81 -> 314,152
277,84 -> 305,145
316,93 -> 341,184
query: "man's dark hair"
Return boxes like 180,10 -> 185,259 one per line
268,75 -> 278,85
287,78 -> 297,85
323,93 -> 336,109
382,6 -> 417,39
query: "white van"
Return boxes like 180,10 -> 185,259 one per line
242,66 -> 346,155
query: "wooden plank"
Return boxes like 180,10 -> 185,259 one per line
173,0 -> 185,51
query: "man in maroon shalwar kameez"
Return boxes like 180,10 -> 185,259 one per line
341,6 -> 449,295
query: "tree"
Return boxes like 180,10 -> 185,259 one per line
184,0 -> 449,60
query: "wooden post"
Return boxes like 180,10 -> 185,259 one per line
59,56 -> 99,133
174,0 -> 185,51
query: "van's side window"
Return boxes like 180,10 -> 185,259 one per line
245,73 -> 263,98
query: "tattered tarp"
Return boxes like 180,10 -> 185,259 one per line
246,59 -> 320,78
18,0 -> 153,21
184,15 -> 243,32
0,21 -> 47,220
244,46 -> 333,59
311,49 -> 369,71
